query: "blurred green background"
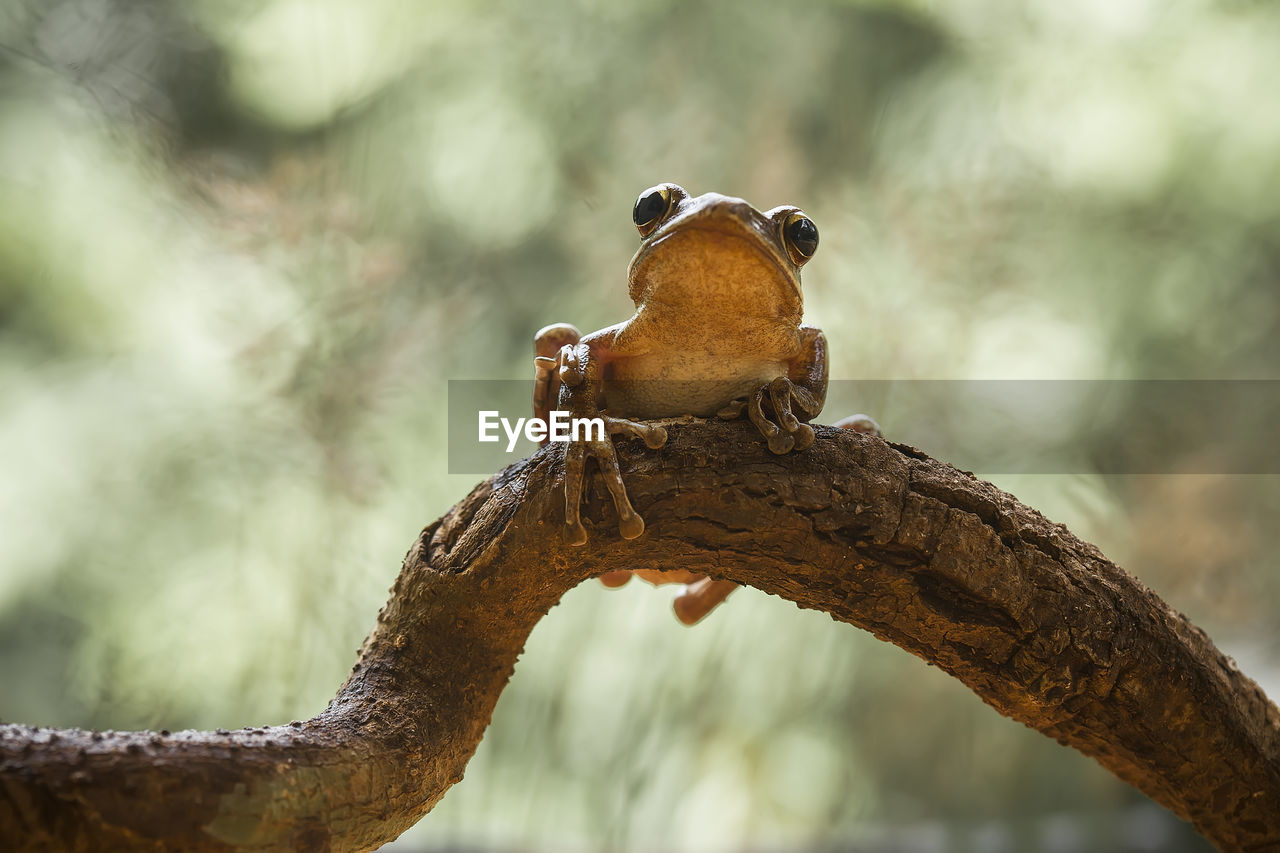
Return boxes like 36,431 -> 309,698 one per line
2,0 -> 1277,850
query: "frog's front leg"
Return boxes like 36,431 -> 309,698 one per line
563,414 -> 654,545
719,325 -> 850,453
535,339 -> 666,546
534,323 -> 582,428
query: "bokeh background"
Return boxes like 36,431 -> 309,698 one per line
2,1 -> 1278,850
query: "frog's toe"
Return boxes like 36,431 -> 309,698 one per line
599,569 -> 632,588
567,520 -> 589,546
604,416 -> 667,450
618,511 -> 645,540
767,432 -> 796,455
643,425 -> 668,449
792,423 -> 815,451
717,399 -> 748,420
673,578 -> 739,625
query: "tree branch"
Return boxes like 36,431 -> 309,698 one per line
2,421 -> 1277,851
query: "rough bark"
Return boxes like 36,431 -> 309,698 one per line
2,420 -> 1277,852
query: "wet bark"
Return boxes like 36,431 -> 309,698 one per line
2,420 -> 1277,851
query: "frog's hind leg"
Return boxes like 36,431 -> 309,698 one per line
547,339 -> 661,545
588,433 -> 646,540
674,578 -> 740,625
563,440 -> 589,546
534,323 -> 581,434
591,412 -> 673,539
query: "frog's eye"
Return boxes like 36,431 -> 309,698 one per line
782,212 -> 819,264
632,186 -> 673,237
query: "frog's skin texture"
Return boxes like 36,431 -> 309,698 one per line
534,183 -> 878,623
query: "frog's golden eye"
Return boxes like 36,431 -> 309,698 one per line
783,212 -> 819,264
632,186 -> 673,237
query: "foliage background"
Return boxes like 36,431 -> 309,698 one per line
1,1 -> 1277,850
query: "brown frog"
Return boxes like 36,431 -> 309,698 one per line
534,183 -> 878,623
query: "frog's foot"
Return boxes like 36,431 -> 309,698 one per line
719,377 -> 816,454
602,412 -> 668,450
566,521 -> 589,546
673,578 -> 739,625
562,423 -> 654,546
599,569 -> 738,625
834,413 -> 882,437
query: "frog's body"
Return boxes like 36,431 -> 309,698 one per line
533,183 -> 874,624
587,317 -> 799,418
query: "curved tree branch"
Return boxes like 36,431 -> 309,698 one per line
2,421 -> 1278,851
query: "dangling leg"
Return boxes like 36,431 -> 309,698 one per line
537,336 -> 668,545
609,569 -> 739,626
587,432 -> 645,540
673,578 -> 740,625
563,441 -> 588,546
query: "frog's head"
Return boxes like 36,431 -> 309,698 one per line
625,183 -> 818,322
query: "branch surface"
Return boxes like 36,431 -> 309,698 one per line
2,421 -> 1277,851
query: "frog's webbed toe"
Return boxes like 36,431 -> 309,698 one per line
723,377 -> 823,455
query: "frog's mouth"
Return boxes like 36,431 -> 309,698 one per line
628,207 -> 802,304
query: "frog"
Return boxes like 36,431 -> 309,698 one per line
533,182 -> 879,624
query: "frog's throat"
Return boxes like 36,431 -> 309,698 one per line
628,224 -> 802,304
